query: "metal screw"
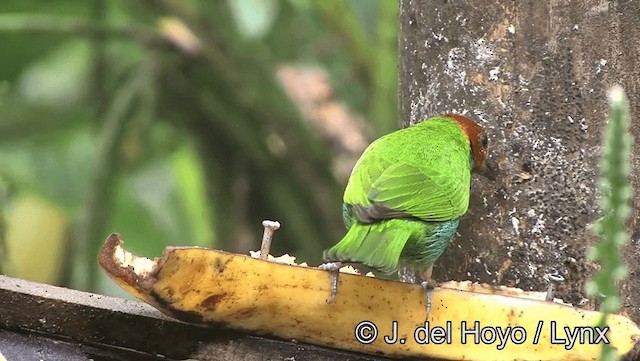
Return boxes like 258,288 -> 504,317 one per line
259,220 -> 280,261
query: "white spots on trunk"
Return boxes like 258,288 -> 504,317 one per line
518,74 -> 530,93
580,118 -> 588,131
412,32 -> 501,122
445,47 -> 467,86
496,97 -> 507,109
511,216 -> 520,236
565,116 -> 588,132
408,89 -> 426,126
443,36 -> 497,87
473,38 -> 495,63
455,13 -> 467,27
484,262 -> 492,276
489,66 -> 500,81
586,1 -> 610,17
408,82 -> 441,123
531,213 -> 546,235
472,110 -> 490,124
432,31 -> 448,42
505,110 -> 599,276
595,59 -> 607,75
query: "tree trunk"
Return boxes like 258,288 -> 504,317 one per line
399,0 -> 640,321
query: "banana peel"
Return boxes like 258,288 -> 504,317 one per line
98,233 -> 640,360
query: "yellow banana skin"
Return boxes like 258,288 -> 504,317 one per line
98,234 -> 640,360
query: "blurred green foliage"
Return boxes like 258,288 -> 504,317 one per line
0,0 -> 398,295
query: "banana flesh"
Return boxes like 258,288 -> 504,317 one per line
98,233 -> 640,360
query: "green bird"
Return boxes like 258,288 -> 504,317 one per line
321,114 -> 490,309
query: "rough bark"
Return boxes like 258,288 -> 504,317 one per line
399,0 -> 640,321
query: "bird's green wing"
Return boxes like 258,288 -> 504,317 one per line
368,162 -> 470,221
343,118 -> 472,222
342,141 -> 389,206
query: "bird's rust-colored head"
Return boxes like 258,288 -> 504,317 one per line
445,114 -> 489,173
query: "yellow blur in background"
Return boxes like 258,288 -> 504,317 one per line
6,195 -> 68,284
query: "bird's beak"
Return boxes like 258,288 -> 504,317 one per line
477,156 -> 498,180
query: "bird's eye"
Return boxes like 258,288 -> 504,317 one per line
479,133 -> 488,148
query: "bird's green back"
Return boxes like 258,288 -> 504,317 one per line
344,117 -> 472,222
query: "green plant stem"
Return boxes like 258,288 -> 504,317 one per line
70,62 -> 152,291
370,0 -> 399,136
0,106 -> 91,140
0,13 -> 164,48
586,86 -> 633,361
311,0 -> 373,85
148,0 -> 344,241
92,0 -> 108,116
0,178 -> 7,274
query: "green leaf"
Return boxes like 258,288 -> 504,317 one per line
171,144 -> 214,247
16,40 -> 91,109
107,147 -> 213,258
0,127 -> 96,210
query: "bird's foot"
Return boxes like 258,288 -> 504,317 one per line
318,262 -> 344,304
421,280 -> 437,321
545,273 -> 565,302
